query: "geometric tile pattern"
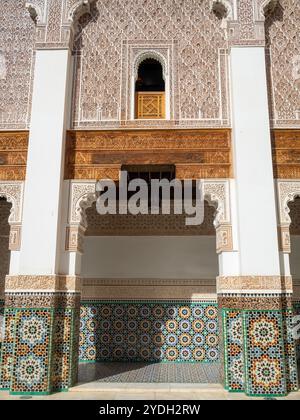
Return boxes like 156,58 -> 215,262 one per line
282,309 -> 299,392
0,293 -> 80,394
222,310 -> 244,392
51,308 -> 74,391
79,300 -> 219,363
10,309 -> 52,394
293,301 -> 300,367
0,308 -> 15,390
244,311 -> 287,397
78,362 -> 221,383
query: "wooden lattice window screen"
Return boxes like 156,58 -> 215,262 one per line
136,92 -> 165,119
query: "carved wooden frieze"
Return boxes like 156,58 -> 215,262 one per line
0,132 -> 28,181
272,130 -> 300,179
65,129 -> 232,180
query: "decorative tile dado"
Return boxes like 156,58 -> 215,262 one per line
282,309 -> 299,392
222,309 -> 244,392
65,129 -> 232,180
244,311 -> 287,396
0,308 -> 16,390
79,300 -> 219,363
222,307 -> 298,397
0,290 -> 81,393
10,309 -> 53,394
293,301 -> 300,363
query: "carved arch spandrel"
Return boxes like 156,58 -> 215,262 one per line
277,181 -> 300,253
0,182 -> 24,251
65,0 -> 97,26
68,179 -> 233,253
257,0 -> 279,20
211,0 -> 236,20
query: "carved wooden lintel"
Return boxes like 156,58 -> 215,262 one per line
272,129 -> 300,179
65,129 -> 232,180
0,131 -> 28,181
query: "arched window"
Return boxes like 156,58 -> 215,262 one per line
135,58 -> 166,119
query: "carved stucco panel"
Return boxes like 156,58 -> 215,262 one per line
277,180 -> 300,253
69,181 -> 97,226
277,181 -> 300,225
0,182 -> 24,224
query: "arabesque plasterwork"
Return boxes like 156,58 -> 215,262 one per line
0,1 -> 299,131
5,275 -> 82,293
265,0 -> 300,128
217,275 -> 293,295
68,179 -> 233,253
0,181 -> 24,252
71,0 -> 230,129
277,180 -> 300,254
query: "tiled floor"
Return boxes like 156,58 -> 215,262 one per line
78,362 -> 221,384
1,385 -> 300,400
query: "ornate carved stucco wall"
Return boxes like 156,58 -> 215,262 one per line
0,1 -> 36,130
71,0 -> 229,128
265,0 -> 300,128
0,1 -> 299,131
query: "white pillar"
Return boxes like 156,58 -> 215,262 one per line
230,47 -> 280,276
218,180 -> 240,276
19,49 -> 72,275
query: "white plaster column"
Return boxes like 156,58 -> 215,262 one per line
19,49 -> 73,275
218,179 -> 240,276
230,47 -> 280,276
59,180 -> 83,276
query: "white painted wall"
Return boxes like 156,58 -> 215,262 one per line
19,49 -> 72,275
230,47 -> 280,275
81,236 -> 218,279
290,236 -> 300,279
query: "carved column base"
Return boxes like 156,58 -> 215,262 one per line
217,276 -> 299,397
0,275 -> 81,394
